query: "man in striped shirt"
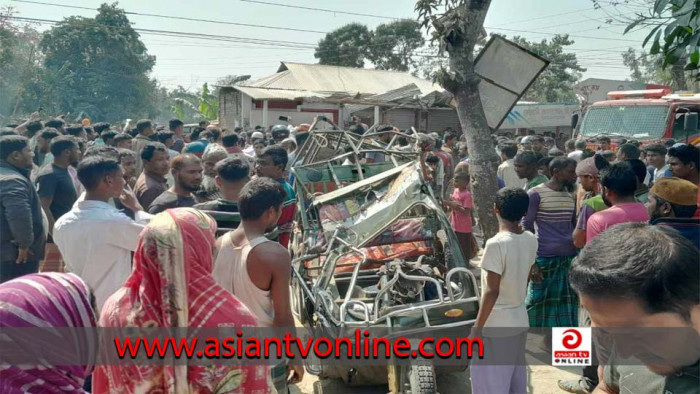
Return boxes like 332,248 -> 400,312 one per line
522,157 -> 579,329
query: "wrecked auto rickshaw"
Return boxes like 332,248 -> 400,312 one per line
288,126 -> 480,393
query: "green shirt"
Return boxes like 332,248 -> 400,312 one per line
525,174 -> 549,191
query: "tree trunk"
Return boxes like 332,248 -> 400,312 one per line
440,0 -> 499,242
671,56 -> 688,91
453,85 -> 501,242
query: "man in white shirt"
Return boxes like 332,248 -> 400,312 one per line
497,141 -> 526,189
567,140 -> 586,162
643,143 -> 669,186
54,156 -> 152,309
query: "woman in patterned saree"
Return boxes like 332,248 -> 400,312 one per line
93,208 -> 271,394
0,272 -> 97,393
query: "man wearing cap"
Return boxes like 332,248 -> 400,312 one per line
520,136 -> 533,151
572,156 -> 610,249
667,144 -> 700,217
646,177 -> 700,248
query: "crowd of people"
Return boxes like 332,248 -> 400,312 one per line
0,112 -> 699,394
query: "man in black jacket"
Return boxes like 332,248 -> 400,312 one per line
0,135 -> 46,282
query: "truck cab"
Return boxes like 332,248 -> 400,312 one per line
574,89 -> 700,149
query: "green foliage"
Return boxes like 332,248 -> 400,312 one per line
621,47 -> 674,84
368,19 -> 425,71
630,0 -> 700,76
315,23 -> 372,68
172,83 -> 218,121
506,34 -> 585,103
38,3 -> 156,122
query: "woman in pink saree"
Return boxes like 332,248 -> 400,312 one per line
93,208 -> 271,393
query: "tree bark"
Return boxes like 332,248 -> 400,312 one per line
671,56 -> 687,91
440,0 -> 500,242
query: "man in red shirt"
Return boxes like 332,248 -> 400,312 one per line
586,162 -> 649,244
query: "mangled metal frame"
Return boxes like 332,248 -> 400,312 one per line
290,127 -> 479,331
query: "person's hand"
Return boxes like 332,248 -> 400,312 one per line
287,363 -> 304,384
529,265 -> 543,283
119,185 -> 143,212
15,247 -> 30,264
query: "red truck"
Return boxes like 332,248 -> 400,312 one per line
573,89 -> 700,149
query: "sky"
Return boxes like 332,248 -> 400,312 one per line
6,0 -> 655,90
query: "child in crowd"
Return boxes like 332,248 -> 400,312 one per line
445,171 -> 473,260
470,187 -> 538,394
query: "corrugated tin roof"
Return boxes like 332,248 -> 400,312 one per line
239,62 -> 440,96
234,86 -> 331,101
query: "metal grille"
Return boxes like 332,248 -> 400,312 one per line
580,105 -> 669,139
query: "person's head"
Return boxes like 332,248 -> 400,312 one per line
77,156 -> 124,197
198,120 -> 209,128
83,145 -> 119,161
253,139 -> 267,157
0,273 -> 97,392
206,128 -> 221,143
626,159 -> 647,188
581,148 -> 595,160
667,144 -> 700,181
238,177 -> 286,231
117,148 -> 137,179
453,171 -> 469,190
457,142 -> 469,159
215,157 -> 250,201
565,139 -> 576,153
617,143 -> 640,161
421,155 -> 438,176
576,155 -> 609,192
628,139 -> 640,148
598,136 -> 611,151
378,125 -> 394,143
600,161 -> 638,206
663,138 -> 677,148
202,146 -> 228,177
92,122 -> 110,135
295,132 -> 310,152
444,131 -> 458,148
520,136 -> 533,151
513,151 -> 539,180
538,156 -> 554,178
100,130 -> 117,146
0,129 -> 18,137
350,124 -> 365,135
171,154 -> 203,193
190,127 -> 204,142
647,177 -> 699,220
547,147 -> 564,157
136,119 -> 153,137
50,135 -> 80,166
45,118 -> 65,132
494,187 -> 529,223
37,128 -> 60,153
549,157 -> 577,190
280,138 -> 297,154
112,133 -> 133,149
65,125 -> 86,140
531,135 -> 545,152
570,223 -> 700,375
141,142 -> 170,176
221,132 -> 239,148
574,139 -> 587,152
25,120 -> 43,137
271,125 -> 289,143
155,130 -> 175,149
256,145 -> 287,180
169,118 -> 184,135
643,144 -> 668,169
0,135 -> 34,169
601,150 -> 616,163
498,141 -> 518,161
